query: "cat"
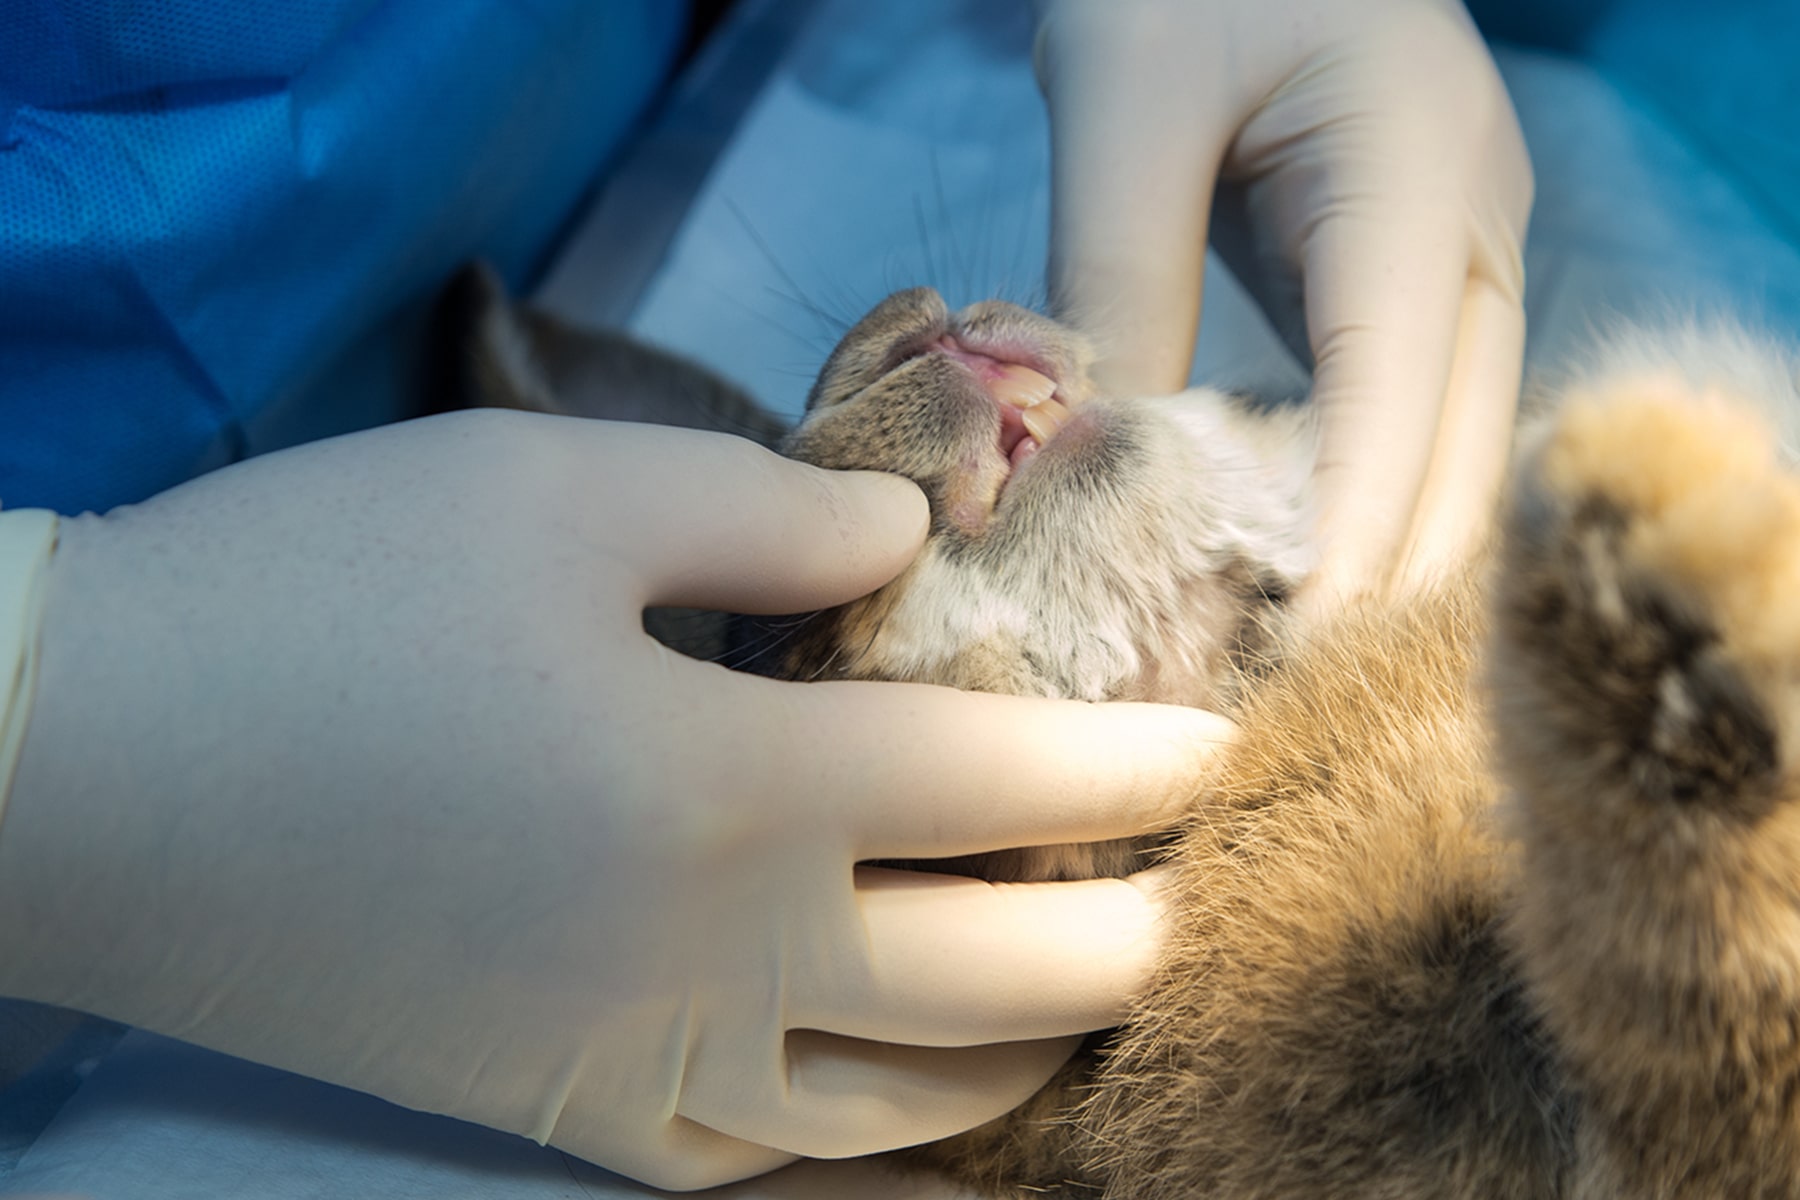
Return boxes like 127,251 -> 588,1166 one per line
449,266 -> 1800,1199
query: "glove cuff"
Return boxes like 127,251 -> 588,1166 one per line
0,509 -> 60,833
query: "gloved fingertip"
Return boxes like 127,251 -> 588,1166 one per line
1107,701 -> 1238,754
831,469 -> 930,559
1127,860 -> 1180,905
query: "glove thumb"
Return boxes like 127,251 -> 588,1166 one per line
616,427 -> 930,615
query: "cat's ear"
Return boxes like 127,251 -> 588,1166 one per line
424,261 -> 556,416
425,262 -> 789,448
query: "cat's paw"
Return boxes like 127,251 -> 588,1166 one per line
1495,371 -> 1800,818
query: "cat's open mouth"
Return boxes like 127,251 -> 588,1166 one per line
923,334 -> 1076,471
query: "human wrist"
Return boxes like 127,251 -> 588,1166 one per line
0,509 -> 59,838
0,506 -> 99,1014
0,509 -> 180,1020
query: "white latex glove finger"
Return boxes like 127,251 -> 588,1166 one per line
675,1032 -> 1083,1163
553,1030 -> 1076,1187
597,664 -> 1222,1168
797,694 -> 1233,863
0,413 -> 1224,1192
1392,277 -> 1526,595
1038,0 -> 1533,610
1036,1 -> 1224,398
797,865 -> 1178,1046
597,426 -> 914,613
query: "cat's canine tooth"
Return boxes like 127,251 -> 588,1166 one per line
1021,397 -> 1073,444
989,363 -> 1057,409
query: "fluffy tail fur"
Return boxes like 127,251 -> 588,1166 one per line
1493,362 -> 1800,1199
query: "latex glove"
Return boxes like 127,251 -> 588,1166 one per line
1036,0 -> 1534,611
0,412 -> 1229,1191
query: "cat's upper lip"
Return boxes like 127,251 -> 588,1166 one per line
929,332 -> 1061,392
895,328 -> 1061,392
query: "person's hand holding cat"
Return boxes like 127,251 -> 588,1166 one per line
0,412 -> 1229,1190
1035,0 -> 1533,615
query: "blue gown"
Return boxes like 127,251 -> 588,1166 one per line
0,0 -> 686,515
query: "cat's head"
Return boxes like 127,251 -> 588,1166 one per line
446,268 -> 1316,707
776,287 -> 1316,706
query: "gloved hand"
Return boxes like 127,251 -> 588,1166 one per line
1035,0 -> 1534,612
0,412 -> 1230,1191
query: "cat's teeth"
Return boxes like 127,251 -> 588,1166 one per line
990,364 -> 1057,409
1021,397 -> 1073,444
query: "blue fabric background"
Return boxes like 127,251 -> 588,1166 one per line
1471,0 -> 1800,247
0,0 -> 686,515
3,1 -> 1793,517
